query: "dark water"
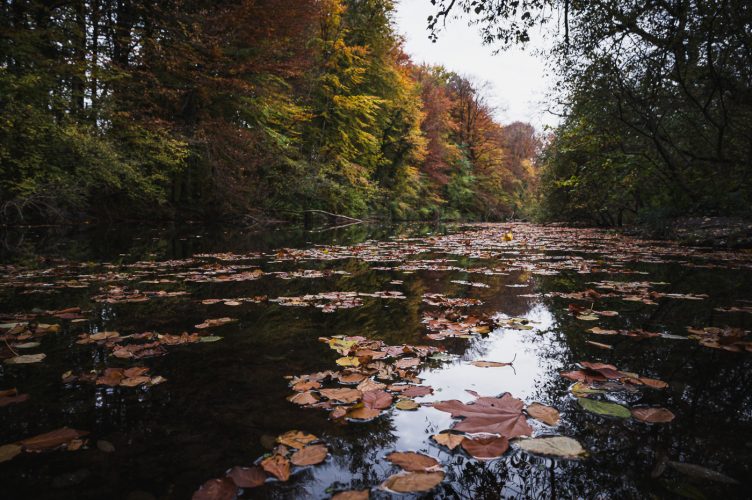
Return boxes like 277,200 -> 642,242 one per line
1,222 -> 751,499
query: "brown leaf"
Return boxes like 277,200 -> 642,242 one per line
471,360 -> 512,368
385,451 -> 440,472
192,477 -> 237,500
432,392 -> 532,438
631,407 -> 675,423
20,427 -> 88,452
381,471 -> 444,493
227,466 -> 266,488
638,377 -> 669,389
461,436 -> 509,460
287,391 -> 319,405
525,403 -> 560,426
276,430 -> 317,449
0,392 -> 29,407
291,444 -> 328,466
319,388 -> 362,403
347,406 -> 381,420
585,340 -> 612,350
400,385 -> 433,398
332,490 -> 369,500
120,376 -> 151,387
431,432 -> 465,450
0,443 -> 22,463
362,390 -> 393,409
261,454 -> 291,481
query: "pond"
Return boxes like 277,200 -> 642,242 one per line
1,222 -> 751,499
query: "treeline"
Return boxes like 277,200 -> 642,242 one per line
431,0 -> 752,226
0,0 -> 538,224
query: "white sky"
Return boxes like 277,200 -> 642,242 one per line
395,1 -> 558,131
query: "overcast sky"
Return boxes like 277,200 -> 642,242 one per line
395,1 -> 557,131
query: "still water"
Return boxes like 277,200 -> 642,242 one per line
1,222 -> 751,499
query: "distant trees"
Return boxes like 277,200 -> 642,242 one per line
431,0 -> 752,224
0,0 -> 538,223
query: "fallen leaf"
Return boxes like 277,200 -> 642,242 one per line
525,403 -> 560,426
638,377 -> 669,389
586,340 -> 613,350
227,466 -> 266,488
287,391 -> 319,405
515,436 -> 587,458
386,451 -> 440,472
400,385 -> 433,398
357,378 -> 386,392
20,427 -> 89,451
577,398 -> 631,418
347,406 -> 381,420
336,356 -> 360,367
192,477 -> 236,500
261,454 -> 291,481
431,432 -> 465,450
120,376 -> 151,387
276,431 -> 317,449
432,392 -> 533,438
0,443 -> 22,463
362,390 -> 393,409
395,399 -> 419,411
332,490 -> 369,500
291,444 -> 328,466
471,360 -> 512,368
4,353 -> 46,364
461,436 -> 509,460
381,471 -> 444,493
319,388 -> 362,403
631,407 -> 675,423
667,461 -> 739,484
97,440 -> 115,453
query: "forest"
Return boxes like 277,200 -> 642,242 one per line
1,0 -> 751,226
0,0 -> 539,224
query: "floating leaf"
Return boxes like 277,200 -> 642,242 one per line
400,385 -> 433,398
20,427 -> 88,451
586,340 -> 612,350
667,461 -> 739,484
395,399 -> 419,411
261,454 -> 291,481
332,490 -> 369,500
336,356 -> 361,367
570,382 -> 605,398
319,388 -> 362,403
0,443 -> 22,463
525,403 -> 560,426
381,471 -> 444,493
577,397 -> 631,418
362,390 -> 392,409
276,431 -> 317,449
227,466 -> 266,488
14,342 -> 40,349
632,407 -> 675,423
287,391 -> 319,405
639,377 -> 668,389
386,451 -> 440,472
461,436 -> 509,460
431,432 -> 465,450
471,360 -> 513,368
432,392 -> 532,438
589,327 -> 618,335
199,336 -> 222,343
291,444 -> 328,466
347,406 -> 381,420
192,477 -> 237,500
4,353 -> 46,365
516,436 -> 587,458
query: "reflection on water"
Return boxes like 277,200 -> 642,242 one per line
1,222 -> 751,499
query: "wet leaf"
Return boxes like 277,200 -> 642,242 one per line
261,454 -> 291,481
667,461 -> 739,484
461,436 -> 509,460
400,385 -> 433,398
120,376 -> 151,387
356,378 -> 386,392
336,356 -> 361,367
589,327 -> 619,335
386,451 -> 440,472
362,390 -> 392,409
638,377 -> 669,389
431,432 -> 465,450
433,392 -> 533,438
395,399 -> 419,410
287,391 -> 319,405
470,360 -> 513,368
631,407 -> 675,423
347,406 -> 381,420
381,471 -> 444,493
4,353 -> 46,364
332,490 -> 369,500
227,466 -> 266,488
0,443 -> 22,463
97,439 -> 115,453
195,317 -> 237,329
276,431 -> 317,449
319,388 -> 362,403
192,477 -> 237,500
14,342 -> 40,349
199,336 -> 222,343
516,436 -> 587,458
0,388 -> 29,407
20,427 -> 88,451
291,444 -> 328,466
570,382 -> 605,397
586,340 -> 612,350
577,397 -> 631,418
525,403 -> 560,426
